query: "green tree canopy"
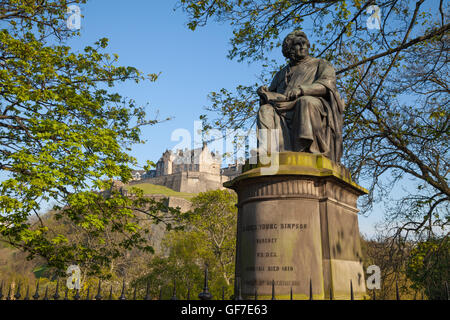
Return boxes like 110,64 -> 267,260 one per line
0,0 -> 178,275
407,236 -> 449,299
140,189 -> 237,300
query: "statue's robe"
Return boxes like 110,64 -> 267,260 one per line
257,56 -> 345,162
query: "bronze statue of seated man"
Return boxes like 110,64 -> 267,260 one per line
257,30 -> 345,163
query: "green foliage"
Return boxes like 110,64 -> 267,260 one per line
0,0 -> 176,275
140,189 -> 237,299
407,237 -> 449,299
138,231 -> 205,299
32,264 -> 51,279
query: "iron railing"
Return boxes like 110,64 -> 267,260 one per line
0,268 -> 448,300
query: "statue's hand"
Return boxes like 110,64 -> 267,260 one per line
257,85 -> 269,97
286,88 -> 303,101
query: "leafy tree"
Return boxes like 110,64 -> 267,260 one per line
177,0 -> 449,266
138,231 -> 205,300
407,236 -> 449,299
0,0 -> 179,275
140,189 -> 237,300
189,189 -> 237,287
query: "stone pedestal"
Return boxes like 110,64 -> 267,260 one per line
224,152 -> 368,300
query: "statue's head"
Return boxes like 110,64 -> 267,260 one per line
282,30 -> 310,62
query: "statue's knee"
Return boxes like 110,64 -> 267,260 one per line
298,96 -> 321,111
299,96 -> 316,104
259,104 -> 274,115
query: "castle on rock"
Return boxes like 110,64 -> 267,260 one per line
131,143 -> 242,193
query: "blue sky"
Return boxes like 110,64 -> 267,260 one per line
65,0 -> 390,237
67,0 -> 270,164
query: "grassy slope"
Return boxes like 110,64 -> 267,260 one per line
124,183 -> 197,200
